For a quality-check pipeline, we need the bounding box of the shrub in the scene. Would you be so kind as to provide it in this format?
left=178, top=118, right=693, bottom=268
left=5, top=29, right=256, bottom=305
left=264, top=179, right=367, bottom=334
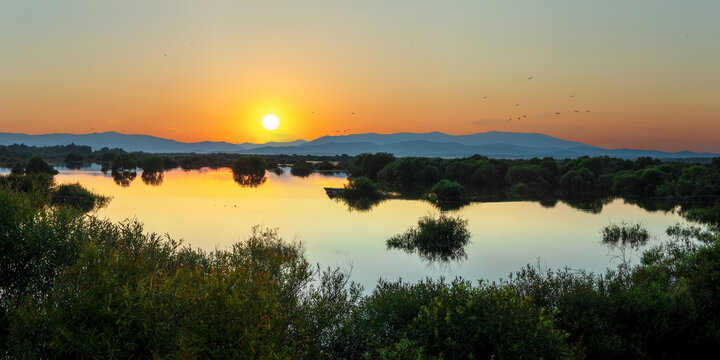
left=430, top=179, right=464, bottom=203
left=140, top=156, right=165, bottom=174
left=51, top=183, right=107, bottom=212
left=111, top=154, right=137, bottom=172
left=290, top=161, right=313, bottom=177
left=387, top=214, right=470, bottom=262
left=343, top=176, right=381, bottom=200
left=601, top=222, right=650, bottom=250
left=231, top=156, right=265, bottom=176
left=24, top=156, right=57, bottom=175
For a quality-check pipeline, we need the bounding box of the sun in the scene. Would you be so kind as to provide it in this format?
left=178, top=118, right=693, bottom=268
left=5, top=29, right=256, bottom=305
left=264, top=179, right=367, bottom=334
left=261, top=114, right=280, bottom=131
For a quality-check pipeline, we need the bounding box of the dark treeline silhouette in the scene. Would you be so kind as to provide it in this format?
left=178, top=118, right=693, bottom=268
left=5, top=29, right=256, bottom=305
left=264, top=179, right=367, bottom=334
left=2, top=171, right=720, bottom=358
left=346, top=153, right=720, bottom=224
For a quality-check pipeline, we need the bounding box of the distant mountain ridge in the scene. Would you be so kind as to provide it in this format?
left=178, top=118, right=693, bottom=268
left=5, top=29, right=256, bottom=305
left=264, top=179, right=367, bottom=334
left=0, top=131, right=716, bottom=159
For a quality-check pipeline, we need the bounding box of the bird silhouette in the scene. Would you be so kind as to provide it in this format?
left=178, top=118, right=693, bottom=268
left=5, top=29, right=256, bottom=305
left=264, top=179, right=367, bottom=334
left=522, top=115, right=527, bottom=118
left=555, top=112, right=561, bottom=115
left=528, top=76, right=534, bottom=80
left=570, top=94, right=575, bottom=98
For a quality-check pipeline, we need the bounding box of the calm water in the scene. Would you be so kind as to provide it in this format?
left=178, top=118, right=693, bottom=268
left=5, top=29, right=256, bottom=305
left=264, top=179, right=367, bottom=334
left=18, top=167, right=692, bottom=290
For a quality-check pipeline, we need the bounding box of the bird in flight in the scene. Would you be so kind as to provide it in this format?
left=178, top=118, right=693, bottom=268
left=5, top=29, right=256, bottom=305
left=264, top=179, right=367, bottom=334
left=555, top=112, right=561, bottom=115
left=522, top=115, right=527, bottom=118
left=528, top=76, right=534, bottom=80
left=570, top=94, right=575, bottom=98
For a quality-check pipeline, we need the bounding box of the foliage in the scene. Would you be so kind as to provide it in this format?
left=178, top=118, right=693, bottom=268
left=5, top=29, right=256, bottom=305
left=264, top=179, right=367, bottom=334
left=387, top=214, right=471, bottom=262
left=2, top=191, right=362, bottom=359
left=601, top=222, right=651, bottom=250
left=377, top=157, right=441, bottom=192
left=348, top=152, right=395, bottom=181
left=51, top=183, right=107, bottom=212
left=231, top=156, right=265, bottom=176
left=111, top=154, right=137, bottom=172
left=139, top=155, right=165, bottom=173
left=24, top=156, right=58, bottom=175
left=336, top=279, right=570, bottom=359
left=290, top=161, right=313, bottom=177
left=508, top=224, right=720, bottom=359
left=10, top=161, right=25, bottom=175
left=63, top=153, right=83, bottom=165
left=342, top=176, right=381, bottom=200
left=430, top=179, right=464, bottom=203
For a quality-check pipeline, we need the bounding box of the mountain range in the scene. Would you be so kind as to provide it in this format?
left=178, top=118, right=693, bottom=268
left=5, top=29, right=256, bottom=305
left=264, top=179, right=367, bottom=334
left=0, top=131, right=716, bottom=159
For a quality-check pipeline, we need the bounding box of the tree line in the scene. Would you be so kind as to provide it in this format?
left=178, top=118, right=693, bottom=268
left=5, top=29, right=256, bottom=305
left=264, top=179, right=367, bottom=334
left=345, top=153, right=720, bottom=224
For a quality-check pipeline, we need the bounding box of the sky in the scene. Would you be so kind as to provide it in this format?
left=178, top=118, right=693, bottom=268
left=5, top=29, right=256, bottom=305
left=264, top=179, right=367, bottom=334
left=1, top=1, right=719, bottom=152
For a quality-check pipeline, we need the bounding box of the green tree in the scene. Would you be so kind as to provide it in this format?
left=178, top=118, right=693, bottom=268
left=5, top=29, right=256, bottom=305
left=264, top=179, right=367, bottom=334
left=430, top=179, right=464, bottom=203
left=343, top=176, right=381, bottom=200
left=290, top=161, right=313, bottom=177
left=24, top=156, right=58, bottom=175
left=140, top=156, right=165, bottom=174
left=111, top=154, right=137, bottom=172
left=348, top=153, right=395, bottom=181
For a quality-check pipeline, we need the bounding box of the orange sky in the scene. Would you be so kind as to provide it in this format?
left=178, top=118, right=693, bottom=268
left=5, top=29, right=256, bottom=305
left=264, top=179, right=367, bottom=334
left=1, top=1, right=719, bottom=152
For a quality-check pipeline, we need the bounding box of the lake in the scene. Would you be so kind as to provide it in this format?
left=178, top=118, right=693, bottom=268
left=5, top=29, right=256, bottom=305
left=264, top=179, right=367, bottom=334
left=30, top=167, right=692, bottom=290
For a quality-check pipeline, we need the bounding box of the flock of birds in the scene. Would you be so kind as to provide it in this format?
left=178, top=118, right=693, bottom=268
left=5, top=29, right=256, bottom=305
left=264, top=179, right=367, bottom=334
left=491, top=75, right=592, bottom=122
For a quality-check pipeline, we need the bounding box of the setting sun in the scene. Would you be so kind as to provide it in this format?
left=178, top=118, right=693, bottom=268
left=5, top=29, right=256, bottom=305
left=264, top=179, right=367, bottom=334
left=261, top=114, right=280, bottom=131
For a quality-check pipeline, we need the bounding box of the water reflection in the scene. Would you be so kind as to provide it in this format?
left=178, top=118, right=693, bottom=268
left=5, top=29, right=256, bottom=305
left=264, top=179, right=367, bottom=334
left=112, top=171, right=136, bottom=187
left=233, top=173, right=267, bottom=187
left=336, top=197, right=385, bottom=213
left=141, top=172, right=164, bottom=186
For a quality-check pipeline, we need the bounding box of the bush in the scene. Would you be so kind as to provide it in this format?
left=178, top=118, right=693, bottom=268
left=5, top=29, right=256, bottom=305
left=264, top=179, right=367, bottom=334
left=231, top=156, right=265, bottom=176
left=387, top=214, right=471, bottom=262
left=343, top=176, right=381, bottom=200
left=348, top=153, right=395, bottom=181
left=64, top=153, right=83, bottom=163
left=51, top=183, right=107, bottom=212
left=10, top=161, right=25, bottom=175
left=140, top=156, right=165, bottom=174
left=601, top=222, right=650, bottom=250
left=290, top=161, right=313, bottom=177
left=430, top=179, right=464, bottom=203
left=339, top=279, right=570, bottom=359
left=24, top=156, right=57, bottom=175
left=111, top=154, right=137, bottom=172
